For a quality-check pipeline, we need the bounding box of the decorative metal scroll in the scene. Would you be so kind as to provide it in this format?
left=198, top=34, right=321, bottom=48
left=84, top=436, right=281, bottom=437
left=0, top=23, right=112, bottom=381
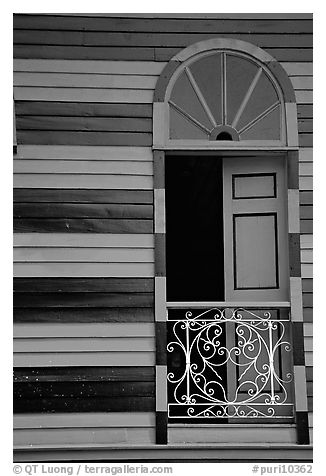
left=167, top=308, right=294, bottom=419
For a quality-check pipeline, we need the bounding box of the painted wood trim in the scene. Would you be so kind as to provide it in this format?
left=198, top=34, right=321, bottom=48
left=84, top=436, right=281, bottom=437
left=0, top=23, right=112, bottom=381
left=285, top=103, right=299, bottom=147
left=154, top=234, right=166, bottom=277
left=169, top=426, right=297, bottom=444
left=167, top=301, right=291, bottom=308
left=289, top=234, right=301, bottom=277
left=153, top=150, right=165, bottom=189
left=266, top=61, right=296, bottom=103
left=155, top=323, right=167, bottom=366
left=293, top=366, right=308, bottom=412
left=153, top=60, right=180, bottom=102
left=290, top=278, right=303, bottom=322
left=12, top=445, right=313, bottom=463
left=296, top=412, right=310, bottom=445
left=287, top=150, right=299, bottom=189
left=288, top=190, right=300, bottom=234
left=154, top=189, right=166, bottom=234
left=155, top=277, right=167, bottom=323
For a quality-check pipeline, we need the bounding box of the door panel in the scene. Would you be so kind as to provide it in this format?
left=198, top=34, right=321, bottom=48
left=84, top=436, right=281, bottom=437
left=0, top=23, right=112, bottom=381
left=223, top=156, right=289, bottom=301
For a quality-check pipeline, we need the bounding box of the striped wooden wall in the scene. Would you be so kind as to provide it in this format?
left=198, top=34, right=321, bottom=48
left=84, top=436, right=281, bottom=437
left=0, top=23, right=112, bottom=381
left=13, top=13, right=312, bottom=451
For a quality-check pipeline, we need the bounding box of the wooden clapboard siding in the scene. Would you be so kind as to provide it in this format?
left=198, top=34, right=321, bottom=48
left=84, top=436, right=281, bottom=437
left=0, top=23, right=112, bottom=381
left=14, top=145, right=153, bottom=161
left=14, top=175, right=153, bottom=189
left=168, top=426, right=296, bottom=444
left=13, top=323, right=155, bottom=367
left=14, top=412, right=156, bottom=446
left=13, top=277, right=154, bottom=322
left=14, top=367, right=155, bottom=413
left=14, top=188, right=153, bottom=233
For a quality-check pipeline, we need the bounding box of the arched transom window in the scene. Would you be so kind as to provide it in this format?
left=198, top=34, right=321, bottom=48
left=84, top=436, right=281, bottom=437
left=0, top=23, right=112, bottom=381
left=165, top=51, right=286, bottom=145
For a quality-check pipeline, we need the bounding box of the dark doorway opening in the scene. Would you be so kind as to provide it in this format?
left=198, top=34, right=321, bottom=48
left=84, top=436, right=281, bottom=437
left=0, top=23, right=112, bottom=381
left=165, top=156, right=225, bottom=302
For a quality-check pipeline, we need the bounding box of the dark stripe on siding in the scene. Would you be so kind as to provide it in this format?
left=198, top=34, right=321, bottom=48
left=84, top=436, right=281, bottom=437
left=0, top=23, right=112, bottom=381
left=153, top=150, right=165, bottom=189
left=298, top=119, right=313, bottom=133
left=154, top=233, right=166, bottom=277
left=17, top=116, right=152, bottom=133
left=299, top=134, right=313, bottom=148
left=14, top=189, right=153, bottom=204
left=155, top=322, right=167, bottom=366
left=14, top=308, right=154, bottom=323
left=14, top=366, right=155, bottom=382
left=306, top=366, right=313, bottom=382
left=14, top=278, right=154, bottom=322
left=13, top=45, right=313, bottom=62
left=300, top=220, right=313, bottom=234
left=14, top=292, right=154, bottom=308
left=155, top=411, right=168, bottom=445
left=287, top=150, right=299, bottom=189
left=13, top=16, right=313, bottom=34
left=14, top=203, right=153, bottom=219
left=14, top=366, right=155, bottom=413
left=299, top=191, right=313, bottom=206
left=14, top=277, right=154, bottom=293
left=15, top=101, right=153, bottom=118
left=17, top=131, right=152, bottom=146
left=14, top=396, right=155, bottom=413
left=302, top=279, right=312, bottom=293
left=14, top=218, right=153, bottom=233
left=300, top=206, right=313, bottom=220
left=295, top=411, right=310, bottom=445
left=303, top=308, right=312, bottom=322
left=297, top=105, right=313, bottom=119
left=13, top=31, right=314, bottom=47
left=292, top=323, right=305, bottom=365
left=289, top=233, right=301, bottom=277
left=303, top=293, right=313, bottom=308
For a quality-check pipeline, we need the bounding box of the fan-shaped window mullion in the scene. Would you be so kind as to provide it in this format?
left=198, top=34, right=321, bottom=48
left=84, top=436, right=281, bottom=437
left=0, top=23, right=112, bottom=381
left=168, top=51, right=283, bottom=142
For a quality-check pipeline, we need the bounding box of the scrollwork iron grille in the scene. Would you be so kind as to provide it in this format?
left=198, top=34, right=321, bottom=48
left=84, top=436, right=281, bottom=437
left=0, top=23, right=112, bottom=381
left=167, top=308, right=294, bottom=420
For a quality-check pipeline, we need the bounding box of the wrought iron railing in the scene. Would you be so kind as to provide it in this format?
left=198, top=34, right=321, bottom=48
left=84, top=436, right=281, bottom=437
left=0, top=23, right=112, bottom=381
left=167, top=306, right=294, bottom=420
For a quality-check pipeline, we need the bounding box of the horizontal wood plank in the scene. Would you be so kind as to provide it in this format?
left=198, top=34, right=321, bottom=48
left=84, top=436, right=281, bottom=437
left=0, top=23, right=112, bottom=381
left=13, top=308, right=154, bottom=323
left=13, top=352, right=155, bottom=367
left=14, top=292, right=154, bottom=308
left=14, top=203, right=153, bottom=218
left=14, top=160, right=153, bottom=175
left=13, top=322, right=155, bottom=338
left=15, top=101, right=153, bottom=118
left=14, top=189, right=153, bottom=203
left=300, top=234, right=313, bottom=248
left=17, top=131, right=152, bottom=146
left=13, top=277, right=154, bottom=293
left=14, top=262, right=154, bottom=277
left=16, top=117, right=152, bottom=133
left=13, top=16, right=313, bottom=33
left=14, top=218, right=153, bottom=233
left=14, top=412, right=155, bottom=428
left=14, top=73, right=158, bottom=89
left=13, top=233, right=154, bottom=247
left=13, top=31, right=313, bottom=48
left=13, top=366, right=155, bottom=382
left=14, top=427, right=155, bottom=444
left=14, top=337, right=155, bottom=352
left=14, top=87, right=154, bottom=103
left=14, top=175, right=153, bottom=189
left=15, top=145, right=153, bottom=161
left=14, top=248, right=154, bottom=263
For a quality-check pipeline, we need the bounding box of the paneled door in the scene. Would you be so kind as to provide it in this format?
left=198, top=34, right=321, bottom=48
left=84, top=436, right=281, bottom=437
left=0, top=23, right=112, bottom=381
left=223, top=156, right=289, bottom=302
